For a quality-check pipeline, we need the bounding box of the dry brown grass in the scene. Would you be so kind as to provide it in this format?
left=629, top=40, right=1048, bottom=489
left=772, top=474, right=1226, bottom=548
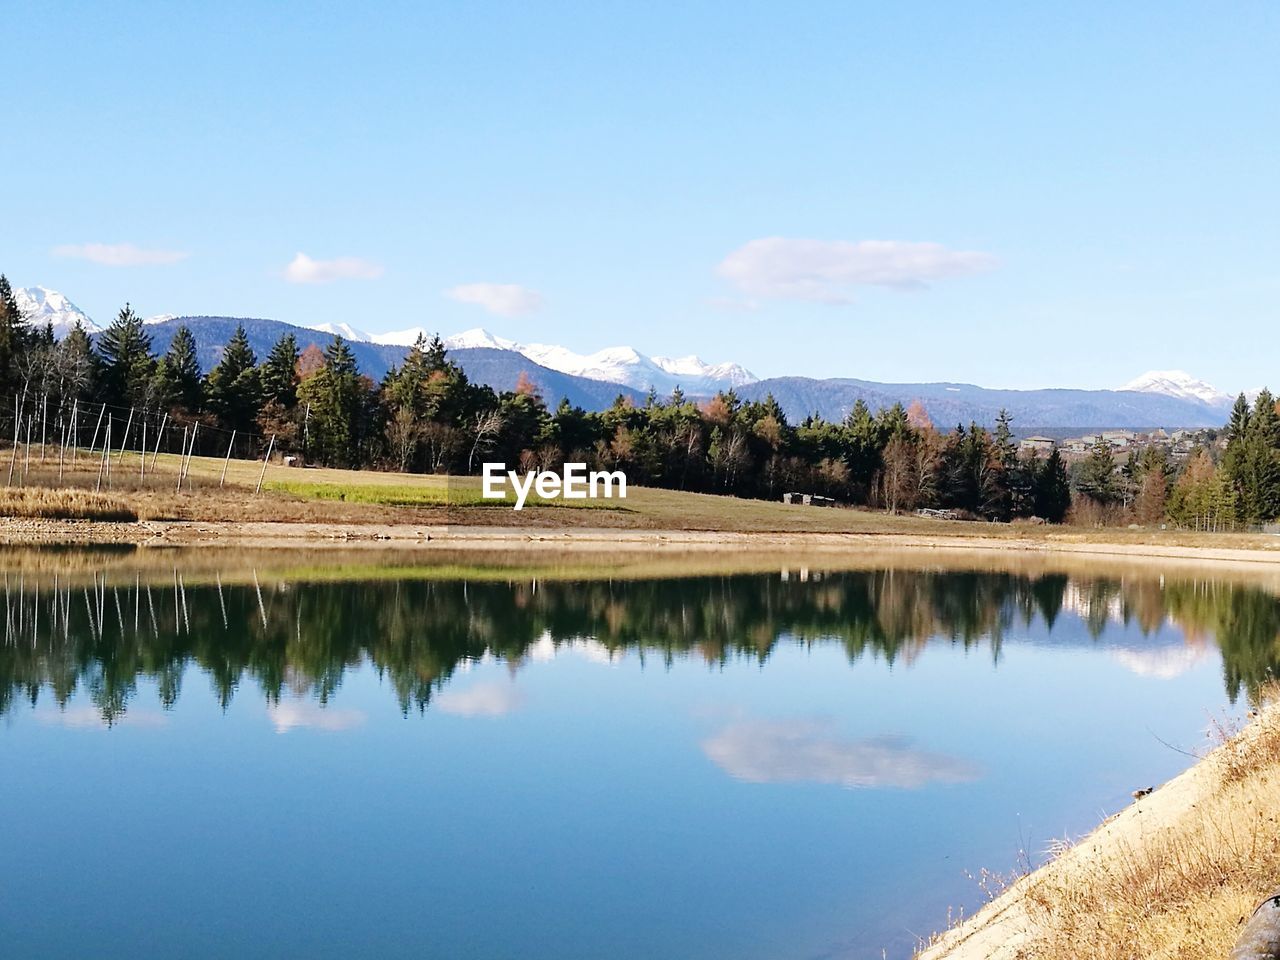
left=930, top=701, right=1280, bottom=960
left=0, top=487, right=138, bottom=522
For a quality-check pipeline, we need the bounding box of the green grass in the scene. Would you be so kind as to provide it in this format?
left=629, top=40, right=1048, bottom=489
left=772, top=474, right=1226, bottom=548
left=264, top=478, right=628, bottom=510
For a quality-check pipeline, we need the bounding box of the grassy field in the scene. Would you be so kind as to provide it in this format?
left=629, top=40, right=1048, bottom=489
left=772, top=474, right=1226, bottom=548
left=5, top=442, right=1280, bottom=552
left=0, top=442, right=964, bottom=532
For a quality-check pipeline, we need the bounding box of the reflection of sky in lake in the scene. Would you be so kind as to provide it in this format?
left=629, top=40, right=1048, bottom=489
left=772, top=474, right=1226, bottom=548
left=0, top=571, right=1254, bottom=960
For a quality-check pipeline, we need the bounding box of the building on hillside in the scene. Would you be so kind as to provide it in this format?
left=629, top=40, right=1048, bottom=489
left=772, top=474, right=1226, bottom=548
left=1019, top=436, right=1056, bottom=454
left=1101, top=430, right=1135, bottom=449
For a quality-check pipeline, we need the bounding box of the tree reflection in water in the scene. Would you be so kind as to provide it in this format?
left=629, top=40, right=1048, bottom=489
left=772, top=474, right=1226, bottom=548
left=1, top=567, right=1277, bottom=724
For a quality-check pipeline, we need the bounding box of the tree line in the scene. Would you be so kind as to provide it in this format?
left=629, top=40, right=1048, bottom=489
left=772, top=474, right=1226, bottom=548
left=0, top=276, right=1076, bottom=519
left=2, top=273, right=1273, bottom=529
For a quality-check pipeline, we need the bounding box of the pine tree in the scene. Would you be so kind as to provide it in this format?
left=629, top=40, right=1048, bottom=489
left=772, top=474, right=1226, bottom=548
left=991, top=408, right=1021, bottom=518
left=0, top=275, right=29, bottom=396
left=97, top=304, right=155, bottom=406
left=260, top=333, right=300, bottom=408
left=1227, top=393, right=1252, bottom=443
left=1033, top=448, right=1071, bottom=522
left=296, top=336, right=365, bottom=466
left=1076, top=438, right=1118, bottom=505
left=206, top=324, right=260, bottom=431
left=153, top=326, right=203, bottom=412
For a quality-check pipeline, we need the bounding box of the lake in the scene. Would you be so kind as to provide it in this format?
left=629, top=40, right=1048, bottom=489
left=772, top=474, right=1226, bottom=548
left=2, top=548, right=1277, bottom=959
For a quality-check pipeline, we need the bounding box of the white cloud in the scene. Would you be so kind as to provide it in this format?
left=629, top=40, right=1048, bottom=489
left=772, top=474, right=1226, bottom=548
left=446, top=282, right=544, bottom=317
left=702, top=717, right=980, bottom=789
left=52, top=242, right=189, bottom=267
left=717, top=237, right=998, bottom=304
left=284, top=252, right=384, bottom=284
left=267, top=700, right=367, bottom=734
left=436, top=681, right=526, bottom=717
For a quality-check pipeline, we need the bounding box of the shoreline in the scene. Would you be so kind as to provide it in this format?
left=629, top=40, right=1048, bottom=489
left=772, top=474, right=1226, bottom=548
left=5, top=517, right=1280, bottom=568
left=916, top=703, right=1280, bottom=959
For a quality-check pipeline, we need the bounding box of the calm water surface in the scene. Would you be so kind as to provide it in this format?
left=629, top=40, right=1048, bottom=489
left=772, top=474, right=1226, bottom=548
left=3, top=553, right=1278, bottom=959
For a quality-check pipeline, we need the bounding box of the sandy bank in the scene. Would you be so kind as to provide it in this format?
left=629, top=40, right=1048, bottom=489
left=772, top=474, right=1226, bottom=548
left=4, top=517, right=1280, bottom=569
left=917, top=704, right=1280, bottom=959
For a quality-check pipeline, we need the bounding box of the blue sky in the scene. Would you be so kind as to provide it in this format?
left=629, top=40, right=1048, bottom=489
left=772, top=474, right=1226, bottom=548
left=6, top=1, right=1278, bottom=390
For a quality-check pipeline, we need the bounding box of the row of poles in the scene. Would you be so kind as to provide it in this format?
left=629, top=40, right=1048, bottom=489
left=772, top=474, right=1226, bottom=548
left=4, top=392, right=277, bottom=494
left=1, top=569, right=271, bottom=648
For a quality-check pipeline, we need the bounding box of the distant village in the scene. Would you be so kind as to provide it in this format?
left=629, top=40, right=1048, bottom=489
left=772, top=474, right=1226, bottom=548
left=1018, top=427, right=1221, bottom=462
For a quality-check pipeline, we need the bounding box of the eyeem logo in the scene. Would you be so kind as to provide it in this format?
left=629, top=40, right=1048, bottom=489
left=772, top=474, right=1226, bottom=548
left=481, top=462, right=627, bottom=511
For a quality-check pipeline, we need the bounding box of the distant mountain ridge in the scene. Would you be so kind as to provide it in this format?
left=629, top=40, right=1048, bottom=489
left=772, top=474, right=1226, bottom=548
left=14, top=286, right=1236, bottom=430
left=138, top=316, right=646, bottom=412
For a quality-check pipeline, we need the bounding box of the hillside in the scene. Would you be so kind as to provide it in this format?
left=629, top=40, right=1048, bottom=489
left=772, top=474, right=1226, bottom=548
left=739, top=376, right=1227, bottom=430
left=141, top=317, right=644, bottom=410
left=127, top=316, right=1227, bottom=429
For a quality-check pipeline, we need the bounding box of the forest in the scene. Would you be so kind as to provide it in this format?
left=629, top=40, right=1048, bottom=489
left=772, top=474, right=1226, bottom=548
left=2, top=275, right=1276, bottom=529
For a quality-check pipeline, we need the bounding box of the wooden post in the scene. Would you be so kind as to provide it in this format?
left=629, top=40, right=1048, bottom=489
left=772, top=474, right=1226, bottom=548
left=176, top=427, right=188, bottom=492
left=150, top=412, right=168, bottom=470
left=57, top=412, right=66, bottom=482
left=69, top=400, right=78, bottom=466
left=140, top=418, right=147, bottom=482
left=23, top=416, right=32, bottom=478
left=116, top=407, right=135, bottom=462
left=96, top=419, right=111, bottom=493
left=88, top=402, right=106, bottom=457
left=220, top=430, right=236, bottom=487
left=181, top=422, right=199, bottom=490
left=7, top=411, right=20, bottom=486
left=255, top=435, right=276, bottom=495
left=39, top=394, right=47, bottom=463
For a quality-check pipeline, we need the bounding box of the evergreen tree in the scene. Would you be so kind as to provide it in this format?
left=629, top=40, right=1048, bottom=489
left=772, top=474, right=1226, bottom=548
left=260, top=333, right=300, bottom=408
left=97, top=304, right=155, bottom=406
left=991, top=408, right=1022, bottom=518
left=153, top=326, right=203, bottom=412
left=296, top=336, right=365, bottom=466
left=1227, top=393, right=1252, bottom=442
left=0, top=274, right=29, bottom=397
left=1076, top=438, right=1118, bottom=504
left=206, top=323, right=260, bottom=431
left=1033, top=448, right=1071, bottom=522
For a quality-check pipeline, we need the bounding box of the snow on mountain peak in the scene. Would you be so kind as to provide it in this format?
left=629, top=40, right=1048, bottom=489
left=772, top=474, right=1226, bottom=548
left=437, top=329, right=755, bottom=393
left=442, top=328, right=519, bottom=351
left=307, top=321, right=371, bottom=342
left=13, top=286, right=99, bottom=334
left=1120, top=370, right=1233, bottom=408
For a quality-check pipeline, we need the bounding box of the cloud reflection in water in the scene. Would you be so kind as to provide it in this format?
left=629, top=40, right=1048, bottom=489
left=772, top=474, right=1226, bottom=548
left=702, top=718, right=980, bottom=789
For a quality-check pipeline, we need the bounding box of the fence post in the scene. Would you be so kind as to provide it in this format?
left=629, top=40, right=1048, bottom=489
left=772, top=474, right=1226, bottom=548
left=7, top=410, right=20, bottom=486
left=96, top=419, right=111, bottom=493
left=116, top=407, right=135, bottom=461
left=88, top=402, right=106, bottom=457
left=181, top=422, right=199, bottom=490
left=220, top=430, right=236, bottom=487
left=176, top=427, right=188, bottom=492
left=255, top=435, right=276, bottom=495
left=39, top=394, right=47, bottom=463
left=150, top=413, right=168, bottom=470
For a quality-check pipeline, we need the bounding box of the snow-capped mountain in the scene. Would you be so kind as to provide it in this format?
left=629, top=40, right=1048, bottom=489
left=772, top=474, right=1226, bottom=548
left=13, top=286, right=99, bottom=335
left=307, top=321, right=371, bottom=342
left=1120, top=370, right=1234, bottom=408
left=441, top=328, right=757, bottom=394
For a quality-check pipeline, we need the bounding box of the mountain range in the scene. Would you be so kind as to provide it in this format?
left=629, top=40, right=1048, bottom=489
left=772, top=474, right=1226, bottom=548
left=12, top=286, right=1240, bottom=430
